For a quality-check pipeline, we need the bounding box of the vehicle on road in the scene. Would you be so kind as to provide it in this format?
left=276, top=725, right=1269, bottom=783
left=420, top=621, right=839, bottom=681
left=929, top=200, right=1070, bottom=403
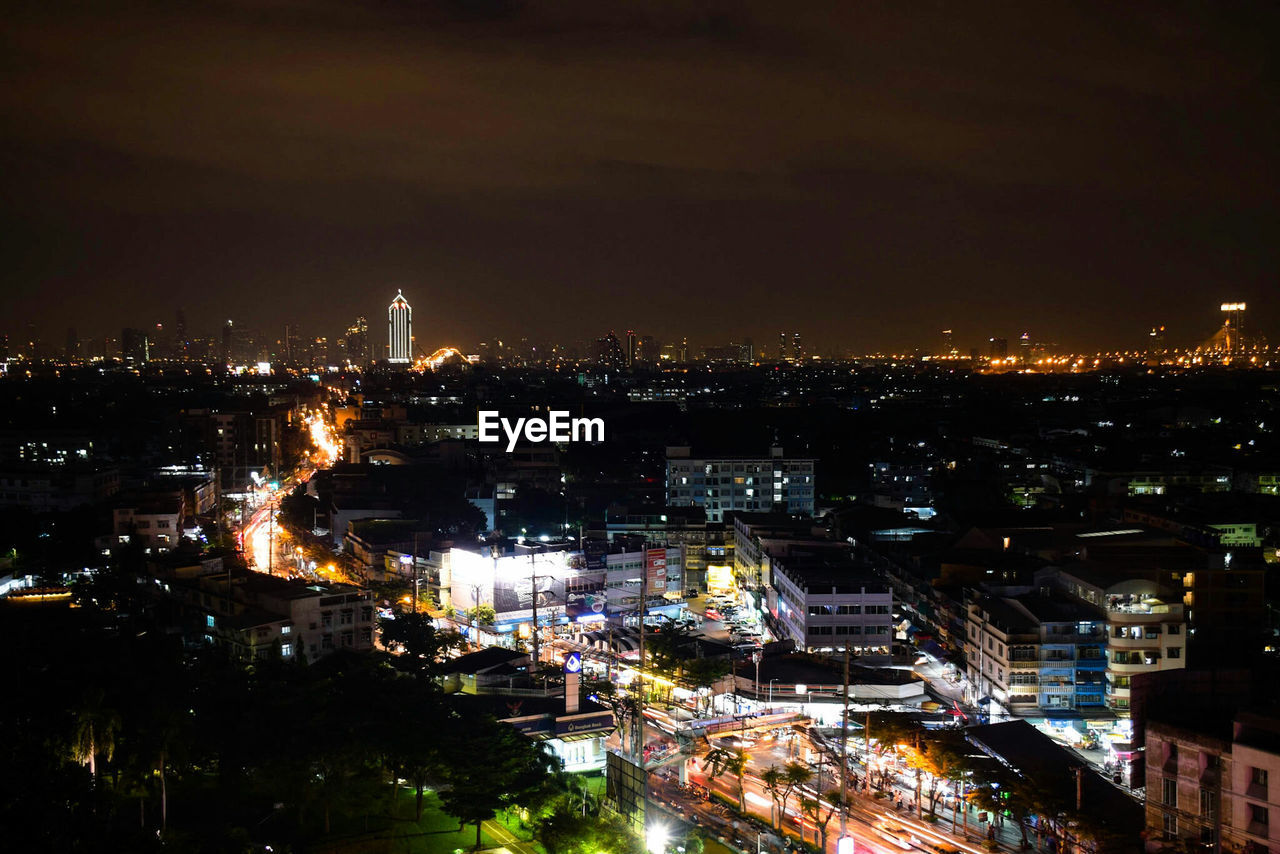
left=873, top=819, right=920, bottom=850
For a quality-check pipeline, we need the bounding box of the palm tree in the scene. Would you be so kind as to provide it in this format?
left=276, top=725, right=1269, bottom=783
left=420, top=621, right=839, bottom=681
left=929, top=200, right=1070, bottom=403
left=71, top=689, right=121, bottom=783
left=703, top=747, right=748, bottom=812
left=761, top=766, right=786, bottom=830
left=779, top=761, right=813, bottom=834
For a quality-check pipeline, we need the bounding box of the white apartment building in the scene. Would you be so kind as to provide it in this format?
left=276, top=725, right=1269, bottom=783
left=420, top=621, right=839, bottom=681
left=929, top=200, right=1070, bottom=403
left=666, top=446, right=815, bottom=522
left=769, top=554, right=892, bottom=660
left=1044, top=567, right=1188, bottom=717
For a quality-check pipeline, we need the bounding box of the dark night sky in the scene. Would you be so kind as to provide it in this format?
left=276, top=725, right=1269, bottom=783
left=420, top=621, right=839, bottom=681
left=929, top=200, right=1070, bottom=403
left=2, top=0, right=1277, bottom=353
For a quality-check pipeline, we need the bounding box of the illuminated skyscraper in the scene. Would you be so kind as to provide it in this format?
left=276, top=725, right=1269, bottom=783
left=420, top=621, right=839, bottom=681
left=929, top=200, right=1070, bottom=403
left=625, top=330, right=638, bottom=367
left=345, top=316, right=369, bottom=363
left=388, top=290, right=412, bottom=363
left=942, top=329, right=955, bottom=356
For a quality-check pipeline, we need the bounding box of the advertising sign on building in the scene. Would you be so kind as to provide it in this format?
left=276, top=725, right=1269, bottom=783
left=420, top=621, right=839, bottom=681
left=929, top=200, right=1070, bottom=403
left=646, top=548, right=667, bottom=591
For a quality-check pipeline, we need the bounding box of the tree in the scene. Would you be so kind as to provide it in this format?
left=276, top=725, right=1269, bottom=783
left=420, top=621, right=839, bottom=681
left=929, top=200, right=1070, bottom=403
left=472, top=602, right=497, bottom=626
left=761, top=766, right=786, bottom=830
left=378, top=611, right=462, bottom=679
left=535, top=798, right=644, bottom=854
left=779, top=761, right=814, bottom=833
left=901, top=731, right=970, bottom=819
left=436, top=718, right=558, bottom=849
left=683, top=657, right=732, bottom=712
left=703, top=747, right=748, bottom=812
left=807, top=789, right=852, bottom=853
left=71, top=689, right=121, bottom=783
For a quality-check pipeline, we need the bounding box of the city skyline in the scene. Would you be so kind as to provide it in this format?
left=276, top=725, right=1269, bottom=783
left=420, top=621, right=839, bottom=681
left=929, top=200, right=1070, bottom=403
left=2, top=294, right=1267, bottom=362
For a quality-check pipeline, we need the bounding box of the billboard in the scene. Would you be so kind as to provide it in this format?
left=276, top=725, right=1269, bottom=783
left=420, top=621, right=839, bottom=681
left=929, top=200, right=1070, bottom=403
left=449, top=548, right=571, bottom=620
left=565, top=591, right=608, bottom=621
left=645, top=548, right=667, bottom=592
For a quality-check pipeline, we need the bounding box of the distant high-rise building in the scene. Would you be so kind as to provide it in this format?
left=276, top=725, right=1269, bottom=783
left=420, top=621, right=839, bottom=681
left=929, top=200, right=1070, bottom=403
left=594, top=332, right=626, bottom=370
left=625, top=330, right=638, bottom=367
left=942, top=329, right=955, bottom=356
left=221, top=320, right=233, bottom=364
left=345, top=317, right=369, bottom=363
left=388, top=290, right=412, bottom=363
left=152, top=323, right=172, bottom=360
left=175, top=309, right=188, bottom=358
left=65, top=327, right=79, bottom=360
left=24, top=324, right=42, bottom=361
left=640, top=335, right=657, bottom=364
left=1149, top=325, right=1166, bottom=352
left=679, top=337, right=689, bottom=363
left=792, top=332, right=804, bottom=362
left=121, top=328, right=149, bottom=363
left=988, top=337, right=1008, bottom=359
left=1206, top=303, right=1248, bottom=355
left=1019, top=332, right=1031, bottom=361
left=777, top=331, right=787, bottom=362
left=284, top=324, right=302, bottom=362
left=311, top=337, right=328, bottom=367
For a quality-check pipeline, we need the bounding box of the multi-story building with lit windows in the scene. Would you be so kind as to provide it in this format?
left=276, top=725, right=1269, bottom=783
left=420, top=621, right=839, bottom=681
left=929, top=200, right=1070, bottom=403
left=965, top=591, right=1107, bottom=718
left=388, top=290, right=412, bottom=363
left=665, top=446, right=815, bottom=523
left=768, top=552, right=892, bottom=661
left=1042, top=565, right=1188, bottom=718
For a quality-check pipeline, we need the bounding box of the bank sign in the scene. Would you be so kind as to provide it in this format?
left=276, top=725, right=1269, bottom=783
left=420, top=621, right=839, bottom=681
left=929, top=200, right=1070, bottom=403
left=477, top=410, right=605, bottom=452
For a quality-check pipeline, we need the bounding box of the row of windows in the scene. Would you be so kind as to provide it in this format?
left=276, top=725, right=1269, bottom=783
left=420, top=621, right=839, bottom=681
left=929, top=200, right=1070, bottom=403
left=808, top=625, right=890, bottom=636
left=1114, top=624, right=1179, bottom=638
left=806, top=604, right=891, bottom=616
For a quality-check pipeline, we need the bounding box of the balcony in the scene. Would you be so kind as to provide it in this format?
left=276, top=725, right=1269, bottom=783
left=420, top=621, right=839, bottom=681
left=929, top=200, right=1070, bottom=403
left=1109, top=659, right=1159, bottom=675
left=1110, top=633, right=1161, bottom=649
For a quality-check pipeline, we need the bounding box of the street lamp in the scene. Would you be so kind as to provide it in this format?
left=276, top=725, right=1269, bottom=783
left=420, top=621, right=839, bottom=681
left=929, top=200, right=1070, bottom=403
left=768, top=678, right=779, bottom=707
left=646, top=822, right=669, bottom=854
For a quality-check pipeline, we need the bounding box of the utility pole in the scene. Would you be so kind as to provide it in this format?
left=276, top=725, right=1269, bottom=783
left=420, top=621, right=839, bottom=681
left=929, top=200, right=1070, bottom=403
left=214, top=466, right=223, bottom=543
left=839, top=643, right=850, bottom=838
left=411, top=532, right=420, bottom=614
left=632, top=563, right=648, bottom=761
left=267, top=498, right=274, bottom=576
left=530, top=549, right=540, bottom=671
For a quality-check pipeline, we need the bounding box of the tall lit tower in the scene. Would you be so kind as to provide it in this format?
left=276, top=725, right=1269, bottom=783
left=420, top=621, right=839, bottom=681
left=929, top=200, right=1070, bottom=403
left=1220, top=302, right=1246, bottom=354
left=388, top=290, right=412, bottom=363
left=942, top=329, right=955, bottom=357
left=625, top=330, right=638, bottom=367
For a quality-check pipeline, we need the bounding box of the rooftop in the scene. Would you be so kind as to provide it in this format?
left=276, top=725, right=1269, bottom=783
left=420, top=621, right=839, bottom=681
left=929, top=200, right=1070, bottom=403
left=438, top=646, right=530, bottom=675
left=772, top=556, right=888, bottom=594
